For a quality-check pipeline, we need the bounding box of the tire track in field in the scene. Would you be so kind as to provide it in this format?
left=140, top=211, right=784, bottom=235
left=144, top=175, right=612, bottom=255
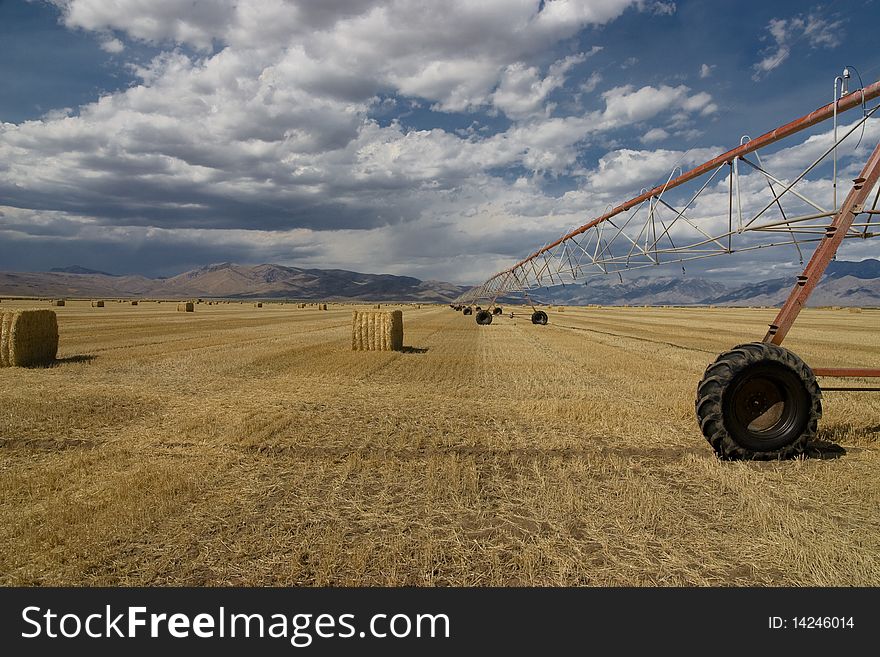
left=550, top=322, right=717, bottom=355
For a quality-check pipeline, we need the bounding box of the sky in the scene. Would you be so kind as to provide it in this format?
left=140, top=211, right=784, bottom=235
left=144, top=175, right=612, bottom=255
left=1, top=0, right=879, bottom=284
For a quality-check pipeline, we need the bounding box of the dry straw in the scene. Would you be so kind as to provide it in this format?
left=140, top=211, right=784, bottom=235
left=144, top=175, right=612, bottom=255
left=178, top=302, right=194, bottom=312
left=0, top=309, right=58, bottom=367
left=351, top=310, right=403, bottom=352
left=91, top=300, right=104, bottom=308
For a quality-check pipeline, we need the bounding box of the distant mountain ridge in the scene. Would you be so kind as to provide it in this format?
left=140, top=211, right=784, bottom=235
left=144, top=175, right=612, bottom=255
left=0, top=262, right=468, bottom=302
left=49, top=265, right=118, bottom=276
left=2, top=259, right=879, bottom=305
left=508, top=258, right=880, bottom=307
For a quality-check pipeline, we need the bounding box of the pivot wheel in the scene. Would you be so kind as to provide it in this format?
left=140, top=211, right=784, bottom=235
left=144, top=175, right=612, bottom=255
left=475, top=309, right=493, bottom=325
left=462, top=306, right=473, bottom=315
left=531, top=310, right=548, bottom=325
left=492, top=307, right=503, bottom=315
left=695, top=342, right=821, bottom=460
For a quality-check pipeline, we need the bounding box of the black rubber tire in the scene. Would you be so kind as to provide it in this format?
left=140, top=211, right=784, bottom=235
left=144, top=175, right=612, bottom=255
left=462, top=307, right=473, bottom=315
left=493, top=307, right=503, bottom=315
left=531, top=310, right=548, bottom=325
left=695, top=342, right=822, bottom=460
left=475, top=309, right=493, bottom=325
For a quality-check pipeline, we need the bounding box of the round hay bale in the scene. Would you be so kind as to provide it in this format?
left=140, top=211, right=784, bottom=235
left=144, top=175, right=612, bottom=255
left=131, top=300, right=139, bottom=306
left=351, top=310, right=403, bottom=351
left=254, top=302, right=263, bottom=308
left=51, top=299, right=66, bottom=307
left=177, top=302, right=194, bottom=312
left=91, top=300, right=104, bottom=308
left=0, top=309, right=59, bottom=367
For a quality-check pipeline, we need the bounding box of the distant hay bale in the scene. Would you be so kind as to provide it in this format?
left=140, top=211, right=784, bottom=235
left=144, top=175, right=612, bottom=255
left=254, top=302, right=263, bottom=308
left=0, top=309, right=59, bottom=367
left=178, top=302, right=194, bottom=312
left=91, top=300, right=104, bottom=308
left=352, top=310, right=403, bottom=351
left=849, top=307, right=862, bottom=313
left=321, top=303, right=328, bottom=311
left=51, top=299, right=65, bottom=307
left=131, top=300, right=139, bottom=306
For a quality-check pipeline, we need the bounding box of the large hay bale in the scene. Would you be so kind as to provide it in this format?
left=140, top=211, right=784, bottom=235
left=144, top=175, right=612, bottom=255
left=254, top=302, right=263, bottom=308
left=321, top=303, right=328, bottom=311
left=178, top=302, right=194, bottom=312
left=351, top=310, right=403, bottom=351
left=91, top=300, right=104, bottom=308
left=131, top=300, right=139, bottom=306
left=0, top=309, right=59, bottom=367
left=51, top=299, right=65, bottom=307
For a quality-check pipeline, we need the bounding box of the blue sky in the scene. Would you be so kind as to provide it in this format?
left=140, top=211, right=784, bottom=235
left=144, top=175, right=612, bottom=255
left=1, top=0, right=879, bottom=283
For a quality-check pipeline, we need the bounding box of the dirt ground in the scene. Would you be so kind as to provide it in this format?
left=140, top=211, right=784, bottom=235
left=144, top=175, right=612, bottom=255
left=1, top=299, right=878, bottom=585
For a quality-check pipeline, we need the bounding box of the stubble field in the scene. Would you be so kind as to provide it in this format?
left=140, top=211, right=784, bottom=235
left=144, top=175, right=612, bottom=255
left=1, top=299, right=878, bottom=586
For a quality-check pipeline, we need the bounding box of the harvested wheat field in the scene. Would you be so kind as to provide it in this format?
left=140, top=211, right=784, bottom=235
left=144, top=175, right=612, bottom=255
left=0, top=299, right=878, bottom=586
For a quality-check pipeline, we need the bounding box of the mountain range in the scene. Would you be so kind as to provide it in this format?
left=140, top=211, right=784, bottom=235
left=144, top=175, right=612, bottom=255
left=501, top=258, right=880, bottom=307
left=0, top=262, right=467, bottom=302
left=0, top=259, right=878, bottom=306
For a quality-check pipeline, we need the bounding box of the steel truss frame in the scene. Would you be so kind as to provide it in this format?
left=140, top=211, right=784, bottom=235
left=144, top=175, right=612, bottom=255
left=455, top=81, right=880, bottom=380
left=458, top=83, right=880, bottom=306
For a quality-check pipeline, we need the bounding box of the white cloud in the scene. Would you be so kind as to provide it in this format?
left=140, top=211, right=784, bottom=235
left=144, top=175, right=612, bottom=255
left=99, top=36, right=124, bottom=53
left=752, top=12, right=844, bottom=80
left=51, top=0, right=237, bottom=51
left=579, top=71, right=603, bottom=94
left=640, top=1, right=676, bottom=16
left=599, top=84, right=713, bottom=128
left=580, top=146, right=719, bottom=196
left=641, top=128, right=669, bottom=143
left=491, top=52, right=587, bottom=119
left=47, top=0, right=636, bottom=113
left=699, top=63, right=714, bottom=78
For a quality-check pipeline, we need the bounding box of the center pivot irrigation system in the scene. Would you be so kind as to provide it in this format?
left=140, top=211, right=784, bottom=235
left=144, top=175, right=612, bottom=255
left=452, top=72, right=880, bottom=460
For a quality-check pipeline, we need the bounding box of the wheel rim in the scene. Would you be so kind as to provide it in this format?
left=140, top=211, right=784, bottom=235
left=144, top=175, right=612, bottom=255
left=722, top=363, right=809, bottom=450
